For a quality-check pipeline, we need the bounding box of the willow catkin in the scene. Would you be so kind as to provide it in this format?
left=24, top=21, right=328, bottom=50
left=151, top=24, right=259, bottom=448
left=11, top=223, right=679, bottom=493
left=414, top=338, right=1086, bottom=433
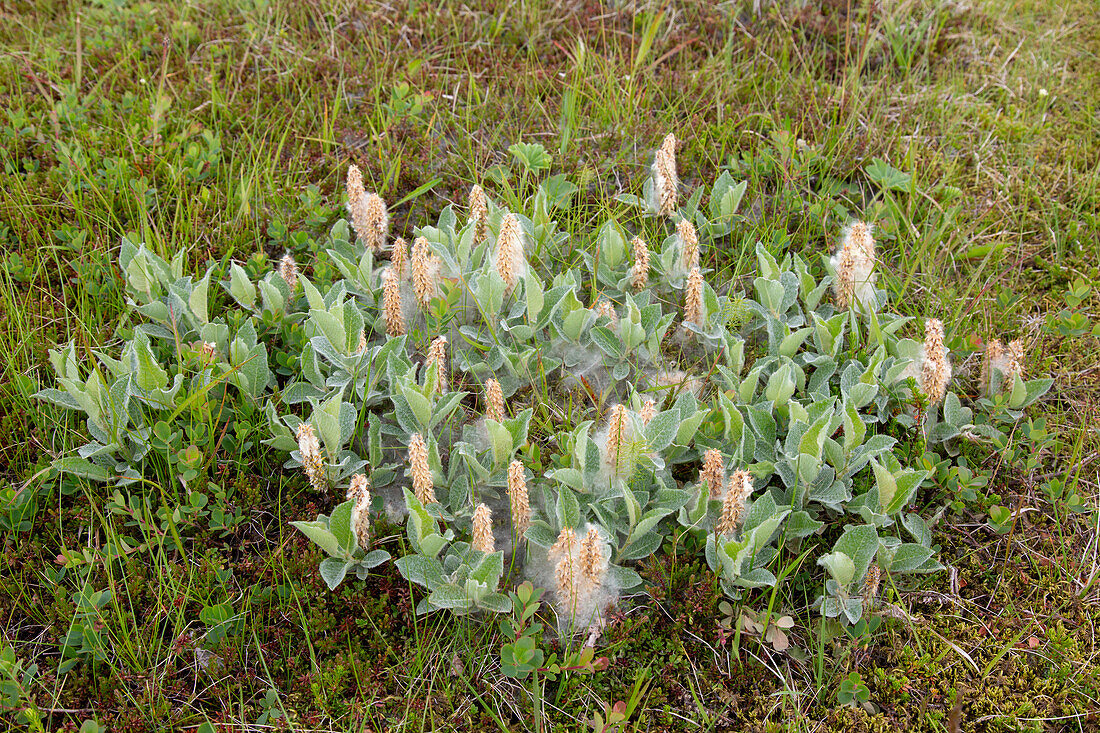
left=831, top=221, right=876, bottom=309
left=716, top=470, right=753, bottom=535
left=508, top=460, right=531, bottom=537
left=595, top=299, right=617, bottom=327
left=683, top=267, right=704, bottom=327
left=296, top=423, right=326, bottom=493
left=919, top=318, right=951, bottom=405
left=347, top=165, right=388, bottom=251
left=347, top=473, right=371, bottom=550
left=652, top=133, right=678, bottom=216
left=469, top=184, right=488, bottom=244
left=472, top=503, right=494, bottom=554
left=426, top=336, right=448, bottom=393
left=861, top=563, right=882, bottom=608
left=495, top=213, right=523, bottom=292
left=485, top=379, right=505, bottom=422
left=701, top=449, right=724, bottom=499
left=382, top=270, right=406, bottom=337
left=357, top=328, right=367, bottom=354
left=391, top=237, right=408, bottom=279
left=552, top=528, right=579, bottom=609
left=579, top=527, right=606, bottom=584
left=411, top=236, right=436, bottom=308
left=408, top=433, right=436, bottom=505
left=980, top=339, right=1004, bottom=397
left=279, top=253, right=298, bottom=290
left=638, top=399, right=656, bottom=425
left=630, top=236, right=650, bottom=291
left=604, top=404, right=630, bottom=470
left=678, top=219, right=699, bottom=272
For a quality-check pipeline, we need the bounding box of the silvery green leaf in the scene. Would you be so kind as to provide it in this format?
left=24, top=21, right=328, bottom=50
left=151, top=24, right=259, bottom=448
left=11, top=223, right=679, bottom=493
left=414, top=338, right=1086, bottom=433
left=290, top=520, right=342, bottom=559
left=785, top=510, right=824, bottom=539
left=55, top=456, right=111, bottom=482
left=902, top=512, right=932, bottom=547
left=430, top=585, right=474, bottom=611
left=486, top=419, right=513, bottom=468
left=190, top=270, right=211, bottom=322
left=227, top=263, right=256, bottom=308
left=395, top=554, right=444, bottom=588
left=830, top=524, right=879, bottom=588
left=818, top=550, right=855, bottom=587
left=754, top=277, right=785, bottom=315
left=525, top=522, right=558, bottom=549
left=318, top=558, right=351, bottom=590
left=619, top=530, right=661, bottom=561
left=329, top=499, right=355, bottom=556
left=845, top=382, right=877, bottom=409
left=478, top=592, right=512, bottom=614
left=885, top=543, right=936, bottom=573
left=765, top=362, right=796, bottom=406
left=401, top=383, right=432, bottom=430
left=590, top=325, right=621, bottom=358
left=870, top=459, right=897, bottom=513
left=755, top=242, right=782, bottom=281
left=361, top=549, right=390, bottom=569
left=556, top=486, right=581, bottom=529
left=299, top=275, right=324, bottom=311
left=470, top=551, right=504, bottom=586
left=645, top=410, right=678, bottom=452
left=779, top=327, right=813, bottom=358
left=673, top=410, right=707, bottom=447
left=744, top=403, right=776, bottom=447
left=131, top=333, right=168, bottom=392
left=548, top=468, right=584, bottom=491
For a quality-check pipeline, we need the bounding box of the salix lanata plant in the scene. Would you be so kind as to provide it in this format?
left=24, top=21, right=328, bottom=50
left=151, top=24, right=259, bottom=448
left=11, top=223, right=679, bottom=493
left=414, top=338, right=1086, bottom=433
left=36, top=135, right=1054, bottom=636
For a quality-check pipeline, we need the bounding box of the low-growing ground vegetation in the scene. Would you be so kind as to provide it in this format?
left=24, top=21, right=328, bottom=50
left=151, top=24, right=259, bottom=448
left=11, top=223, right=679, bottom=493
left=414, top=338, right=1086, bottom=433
left=1, top=1, right=1099, bottom=731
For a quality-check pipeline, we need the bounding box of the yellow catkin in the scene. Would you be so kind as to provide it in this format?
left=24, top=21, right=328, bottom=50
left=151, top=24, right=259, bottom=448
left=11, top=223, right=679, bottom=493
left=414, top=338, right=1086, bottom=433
left=638, top=399, right=656, bottom=425
left=716, top=470, right=753, bottom=535
left=469, top=184, right=488, bottom=244
left=832, top=221, right=876, bottom=309
left=595, top=299, right=617, bottom=327
left=579, top=527, right=605, bottom=584
left=604, top=404, right=630, bottom=469
left=382, top=270, right=406, bottom=337
left=508, top=460, right=531, bottom=537
left=496, top=213, right=522, bottom=292
left=391, top=237, right=408, bottom=279
left=833, top=239, right=858, bottom=309
left=980, top=339, right=1004, bottom=397
left=426, top=336, right=448, bottom=393
left=296, top=423, right=326, bottom=493
left=408, top=433, right=436, bottom=505
left=848, top=221, right=875, bottom=259
left=919, top=318, right=951, bottom=405
left=347, top=473, right=371, bottom=550
left=363, top=193, right=389, bottom=252
left=472, top=503, right=494, bottom=554
left=411, top=236, right=436, bottom=308
left=630, top=237, right=650, bottom=291
left=653, top=133, right=678, bottom=216
left=678, top=219, right=699, bottom=272
left=701, top=449, right=725, bottom=499
left=279, top=253, right=298, bottom=290
left=862, top=563, right=881, bottom=608
left=346, top=164, right=380, bottom=248
left=485, top=379, right=505, bottom=422
left=684, top=267, right=704, bottom=327
left=1005, top=339, right=1025, bottom=385
left=552, top=527, right=579, bottom=609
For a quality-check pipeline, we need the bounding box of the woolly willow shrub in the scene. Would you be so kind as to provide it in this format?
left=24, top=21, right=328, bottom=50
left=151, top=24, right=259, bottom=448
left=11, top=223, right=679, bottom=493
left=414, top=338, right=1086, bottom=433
left=36, top=139, right=1053, bottom=633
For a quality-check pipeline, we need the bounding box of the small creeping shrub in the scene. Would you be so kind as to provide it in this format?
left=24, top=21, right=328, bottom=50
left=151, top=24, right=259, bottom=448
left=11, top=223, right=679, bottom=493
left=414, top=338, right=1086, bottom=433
left=36, top=138, right=1051, bottom=638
